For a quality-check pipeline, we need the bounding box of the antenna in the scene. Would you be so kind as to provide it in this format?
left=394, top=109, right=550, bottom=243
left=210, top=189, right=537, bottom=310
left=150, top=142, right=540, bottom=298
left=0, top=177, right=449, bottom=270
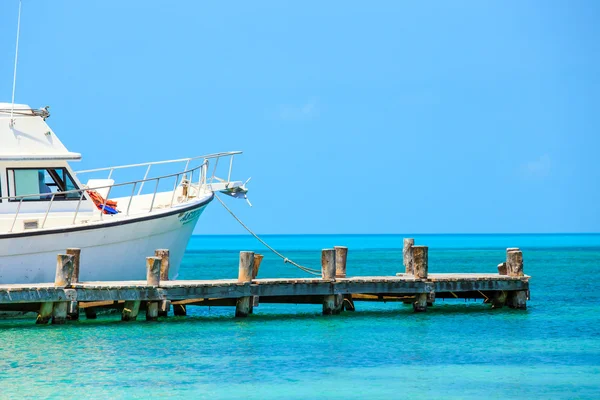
left=9, top=0, right=23, bottom=128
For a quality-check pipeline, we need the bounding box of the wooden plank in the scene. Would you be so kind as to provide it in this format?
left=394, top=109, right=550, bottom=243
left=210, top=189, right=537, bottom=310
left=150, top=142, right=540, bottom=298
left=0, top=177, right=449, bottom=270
left=78, top=300, right=119, bottom=309
left=433, top=279, right=529, bottom=293
left=351, top=294, right=416, bottom=302
left=171, top=298, right=238, bottom=306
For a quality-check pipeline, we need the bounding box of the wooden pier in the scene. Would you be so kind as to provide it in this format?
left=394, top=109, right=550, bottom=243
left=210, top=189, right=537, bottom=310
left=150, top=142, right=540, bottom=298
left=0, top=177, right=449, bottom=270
left=0, top=239, right=530, bottom=325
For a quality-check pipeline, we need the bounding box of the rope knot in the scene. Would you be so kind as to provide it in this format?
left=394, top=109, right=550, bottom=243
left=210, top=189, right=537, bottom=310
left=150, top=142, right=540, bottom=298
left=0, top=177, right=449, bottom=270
left=283, top=258, right=289, bottom=264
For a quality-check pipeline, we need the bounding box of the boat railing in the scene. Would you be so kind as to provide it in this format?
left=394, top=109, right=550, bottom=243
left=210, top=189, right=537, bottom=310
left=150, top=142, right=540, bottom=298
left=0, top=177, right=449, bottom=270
left=1, top=152, right=241, bottom=233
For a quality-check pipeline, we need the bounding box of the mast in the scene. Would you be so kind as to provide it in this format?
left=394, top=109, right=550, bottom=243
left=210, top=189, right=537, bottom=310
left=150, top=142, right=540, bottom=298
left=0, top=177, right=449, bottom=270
left=9, top=0, right=23, bottom=128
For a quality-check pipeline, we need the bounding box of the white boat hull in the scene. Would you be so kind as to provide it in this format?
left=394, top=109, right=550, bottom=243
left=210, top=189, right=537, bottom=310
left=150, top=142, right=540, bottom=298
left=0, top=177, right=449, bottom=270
left=0, top=199, right=210, bottom=284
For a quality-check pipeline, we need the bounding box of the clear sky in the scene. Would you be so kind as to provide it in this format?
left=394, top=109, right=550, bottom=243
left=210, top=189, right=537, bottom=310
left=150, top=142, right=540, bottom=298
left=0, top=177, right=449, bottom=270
left=1, top=1, right=598, bottom=234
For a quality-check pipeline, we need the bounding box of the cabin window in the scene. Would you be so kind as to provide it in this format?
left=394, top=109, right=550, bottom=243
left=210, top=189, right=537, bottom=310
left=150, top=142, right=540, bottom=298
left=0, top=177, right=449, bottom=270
left=7, top=168, right=80, bottom=201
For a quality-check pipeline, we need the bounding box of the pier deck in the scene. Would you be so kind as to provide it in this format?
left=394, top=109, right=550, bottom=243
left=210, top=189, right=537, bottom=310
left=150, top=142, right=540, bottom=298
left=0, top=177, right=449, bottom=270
left=0, top=240, right=530, bottom=324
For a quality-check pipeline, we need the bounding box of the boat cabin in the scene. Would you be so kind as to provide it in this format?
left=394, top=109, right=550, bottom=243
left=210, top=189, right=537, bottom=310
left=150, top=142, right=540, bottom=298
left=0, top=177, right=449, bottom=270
left=0, top=103, right=95, bottom=232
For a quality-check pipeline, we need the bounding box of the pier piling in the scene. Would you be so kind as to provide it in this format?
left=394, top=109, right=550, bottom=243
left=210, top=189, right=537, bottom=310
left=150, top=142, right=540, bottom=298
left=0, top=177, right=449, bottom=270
left=36, top=302, right=53, bottom=325
left=49, top=254, right=75, bottom=324
left=145, top=256, right=162, bottom=321
left=146, top=256, right=161, bottom=287
left=412, top=246, right=429, bottom=312
left=253, top=254, right=264, bottom=279
left=66, top=248, right=81, bottom=320
left=155, top=249, right=170, bottom=317
left=335, top=246, right=348, bottom=278
left=506, top=248, right=527, bottom=309
left=122, top=301, right=141, bottom=321
left=403, top=238, right=415, bottom=274
left=235, top=251, right=254, bottom=317
left=321, top=249, right=342, bottom=315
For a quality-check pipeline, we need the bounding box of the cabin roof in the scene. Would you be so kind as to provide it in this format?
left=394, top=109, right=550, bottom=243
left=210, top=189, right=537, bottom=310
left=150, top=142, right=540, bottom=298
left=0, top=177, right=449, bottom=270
left=0, top=103, right=81, bottom=161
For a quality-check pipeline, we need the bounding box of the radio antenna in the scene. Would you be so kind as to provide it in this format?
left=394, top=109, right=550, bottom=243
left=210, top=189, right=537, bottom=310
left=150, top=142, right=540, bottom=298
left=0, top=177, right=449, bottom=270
left=9, top=0, right=23, bottom=128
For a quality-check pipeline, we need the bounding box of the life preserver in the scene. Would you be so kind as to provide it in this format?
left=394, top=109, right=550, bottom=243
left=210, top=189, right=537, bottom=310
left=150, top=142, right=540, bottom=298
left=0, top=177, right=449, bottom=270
left=87, top=190, right=119, bottom=214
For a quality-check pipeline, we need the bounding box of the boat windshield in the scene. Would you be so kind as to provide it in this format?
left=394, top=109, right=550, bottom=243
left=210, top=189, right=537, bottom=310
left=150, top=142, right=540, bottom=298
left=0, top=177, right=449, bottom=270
left=7, top=168, right=80, bottom=201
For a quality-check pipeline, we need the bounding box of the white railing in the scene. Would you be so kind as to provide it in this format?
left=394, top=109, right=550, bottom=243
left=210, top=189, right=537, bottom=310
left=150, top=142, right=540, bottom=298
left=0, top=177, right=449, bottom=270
left=1, top=151, right=241, bottom=233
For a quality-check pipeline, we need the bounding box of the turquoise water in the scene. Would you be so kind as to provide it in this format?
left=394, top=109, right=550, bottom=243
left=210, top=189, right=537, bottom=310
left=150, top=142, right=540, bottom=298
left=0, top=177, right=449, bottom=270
left=1, top=234, right=599, bottom=399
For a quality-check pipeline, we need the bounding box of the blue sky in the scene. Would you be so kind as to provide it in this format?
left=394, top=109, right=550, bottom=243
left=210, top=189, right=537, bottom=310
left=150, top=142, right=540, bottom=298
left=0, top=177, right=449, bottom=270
left=1, top=1, right=598, bottom=234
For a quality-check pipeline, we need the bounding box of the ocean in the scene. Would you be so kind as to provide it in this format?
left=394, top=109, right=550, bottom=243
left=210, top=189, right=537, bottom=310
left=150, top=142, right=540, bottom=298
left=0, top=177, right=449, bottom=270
left=1, top=234, right=599, bottom=399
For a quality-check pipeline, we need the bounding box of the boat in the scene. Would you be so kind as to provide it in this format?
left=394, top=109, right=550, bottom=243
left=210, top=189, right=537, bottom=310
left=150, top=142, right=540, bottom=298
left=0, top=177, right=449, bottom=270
left=0, top=103, right=248, bottom=283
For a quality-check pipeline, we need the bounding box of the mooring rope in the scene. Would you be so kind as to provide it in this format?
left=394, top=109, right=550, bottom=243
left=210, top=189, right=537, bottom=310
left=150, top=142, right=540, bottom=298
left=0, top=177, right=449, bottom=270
left=215, top=194, right=322, bottom=276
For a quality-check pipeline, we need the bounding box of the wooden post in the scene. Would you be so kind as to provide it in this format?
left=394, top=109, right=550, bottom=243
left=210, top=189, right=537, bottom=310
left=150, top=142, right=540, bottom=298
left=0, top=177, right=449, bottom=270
left=50, top=254, right=75, bottom=324
left=252, top=253, right=264, bottom=279
left=506, top=248, right=527, bottom=309
left=52, top=302, right=68, bottom=325
left=491, top=291, right=507, bottom=309
left=403, top=238, right=414, bottom=274
left=36, top=302, right=53, bottom=324
left=146, top=256, right=161, bottom=286
left=321, top=248, right=336, bottom=280
left=321, top=249, right=342, bottom=315
left=235, top=251, right=254, bottom=317
left=155, top=249, right=170, bottom=317
left=412, top=246, right=428, bottom=279
left=507, top=291, right=527, bottom=309
left=66, top=248, right=81, bottom=320
left=413, top=293, right=428, bottom=313
left=249, top=253, right=263, bottom=314
left=66, top=248, right=81, bottom=284
left=55, top=254, right=75, bottom=287
left=122, top=301, right=141, bottom=321
left=412, top=246, right=428, bottom=312
left=145, top=256, right=161, bottom=320
left=146, top=301, right=159, bottom=321
left=497, top=262, right=507, bottom=275
left=334, top=246, right=348, bottom=278
left=506, top=249, right=523, bottom=277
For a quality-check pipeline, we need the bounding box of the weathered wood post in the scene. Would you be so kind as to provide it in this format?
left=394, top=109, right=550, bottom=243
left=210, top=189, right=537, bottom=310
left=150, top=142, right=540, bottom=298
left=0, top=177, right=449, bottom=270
left=50, top=254, right=75, bottom=324
left=497, top=263, right=507, bottom=275
left=412, top=245, right=428, bottom=312
left=146, top=256, right=161, bottom=286
left=334, top=246, right=348, bottom=278
left=249, top=254, right=264, bottom=314
left=235, top=251, right=254, bottom=318
left=66, top=248, right=81, bottom=320
left=403, top=238, right=414, bottom=274
left=506, top=248, right=523, bottom=277
left=491, top=291, right=507, bottom=309
left=252, top=254, right=264, bottom=279
left=36, top=303, right=53, bottom=325
left=506, top=248, right=527, bottom=309
left=122, top=257, right=160, bottom=322
left=122, top=301, right=141, bottom=321
left=322, top=249, right=342, bottom=315
left=155, top=249, right=171, bottom=317
left=334, top=246, right=352, bottom=310
left=146, top=256, right=161, bottom=321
